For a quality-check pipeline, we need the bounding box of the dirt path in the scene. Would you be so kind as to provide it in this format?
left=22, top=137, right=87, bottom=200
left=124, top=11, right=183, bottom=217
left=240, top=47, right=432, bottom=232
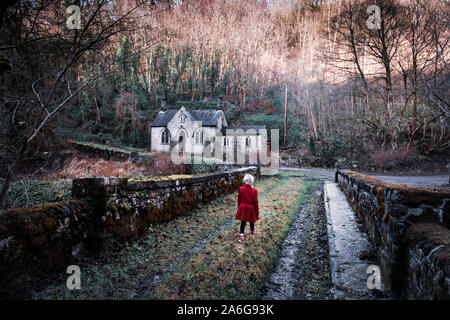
left=131, top=179, right=282, bottom=299
left=262, top=181, right=332, bottom=300
left=371, top=174, right=449, bottom=188
left=261, top=185, right=313, bottom=300
left=31, top=176, right=292, bottom=299
left=280, top=167, right=334, bottom=181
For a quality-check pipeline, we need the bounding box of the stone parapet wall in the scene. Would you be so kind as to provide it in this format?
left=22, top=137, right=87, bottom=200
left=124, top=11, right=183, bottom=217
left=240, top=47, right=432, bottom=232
left=72, top=167, right=258, bottom=250
left=280, top=155, right=322, bottom=168
left=336, top=170, right=450, bottom=298
left=0, top=200, right=93, bottom=296
left=68, top=139, right=152, bottom=164
left=403, top=223, right=450, bottom=300
left=0, top=167, right=257, bottom=297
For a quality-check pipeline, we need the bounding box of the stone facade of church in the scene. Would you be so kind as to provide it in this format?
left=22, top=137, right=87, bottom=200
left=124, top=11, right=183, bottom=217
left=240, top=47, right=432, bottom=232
left=150, top=106, right=267, bottom=160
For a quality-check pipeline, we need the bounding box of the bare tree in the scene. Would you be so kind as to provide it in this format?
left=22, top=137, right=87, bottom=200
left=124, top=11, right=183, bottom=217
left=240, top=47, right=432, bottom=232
left=0, top=0, right=164, bottom=208
left=329, top=0, right=410, bottom=146
left=328, top=1, right=380, bottom=129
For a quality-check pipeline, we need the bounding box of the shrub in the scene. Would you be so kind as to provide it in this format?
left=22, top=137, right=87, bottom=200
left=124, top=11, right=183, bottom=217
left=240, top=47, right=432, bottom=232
left=152, top=152, right=189, bottom=175
left=190, top=157, right=221, bottom=174
left=0, top=180, right=71, bottom=210
left=367, top=145, right=416, bottom=170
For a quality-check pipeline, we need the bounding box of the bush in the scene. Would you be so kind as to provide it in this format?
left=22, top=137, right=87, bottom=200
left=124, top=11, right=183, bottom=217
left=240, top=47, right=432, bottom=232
left=190, top=157, right=222, bottom=174
left=0, top=180, right=71, bottom=210
left=366, top=144, right=416, bottom=170
left=307, top=138, right=344, bottom=167
left=152, top=152, right=189, bottom=175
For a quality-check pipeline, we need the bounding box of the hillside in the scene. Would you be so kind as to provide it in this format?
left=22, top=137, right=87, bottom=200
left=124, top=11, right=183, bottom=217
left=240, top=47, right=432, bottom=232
left=0, top=0, right=448, bottom=207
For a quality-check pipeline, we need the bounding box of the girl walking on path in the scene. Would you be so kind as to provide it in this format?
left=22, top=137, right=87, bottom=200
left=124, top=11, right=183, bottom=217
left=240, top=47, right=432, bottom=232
left=235, top=174, right=259, bottom=243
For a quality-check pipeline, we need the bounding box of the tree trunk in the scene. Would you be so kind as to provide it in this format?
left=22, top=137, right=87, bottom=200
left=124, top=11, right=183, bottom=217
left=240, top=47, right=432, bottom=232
left=93, top=95, right=101, bottom=125
left=0, top=139, right=28, bottom=209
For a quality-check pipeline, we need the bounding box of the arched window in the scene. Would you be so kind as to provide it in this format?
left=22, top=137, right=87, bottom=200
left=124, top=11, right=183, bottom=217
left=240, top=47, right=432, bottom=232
left=177, top=131, right=186, bottom=154
left=161, top=129, right=170, bottom=144
left=245, top=136, right=251, bottom=147
left=177, top=130, right=186, bottom=144
left=195, top=129, right=204, bottom=144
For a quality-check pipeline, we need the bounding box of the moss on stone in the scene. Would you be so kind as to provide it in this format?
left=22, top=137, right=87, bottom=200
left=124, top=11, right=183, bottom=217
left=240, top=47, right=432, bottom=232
left=128, top=174, right=193, bottom=183
left=105, top=200, right=118, bottom=214
left=404, top=222, right=450, bottom=268
left=343, top=170, right=450, bottom=207
left=0, top=199, right=93, bottom=298
left=119, top=200, right=132, bottom=214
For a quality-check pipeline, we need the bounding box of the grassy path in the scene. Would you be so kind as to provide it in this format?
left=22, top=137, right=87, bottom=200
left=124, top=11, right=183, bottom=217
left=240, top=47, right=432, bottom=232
left=32, top=176, right=289, bottom=299
left=291, top=183, right=332, bottom=299
left=131, top=176, right=286, bottom=298
left=150, top=178, right=314, bottom=299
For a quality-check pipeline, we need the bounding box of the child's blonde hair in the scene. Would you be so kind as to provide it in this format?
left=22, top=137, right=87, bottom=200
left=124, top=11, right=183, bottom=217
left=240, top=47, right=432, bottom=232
left=243, top=173, right=254, bottom=186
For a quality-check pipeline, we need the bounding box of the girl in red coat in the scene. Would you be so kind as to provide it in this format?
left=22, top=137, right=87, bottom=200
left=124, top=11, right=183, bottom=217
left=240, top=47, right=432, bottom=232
left=235, top=173, right=259, bottom=243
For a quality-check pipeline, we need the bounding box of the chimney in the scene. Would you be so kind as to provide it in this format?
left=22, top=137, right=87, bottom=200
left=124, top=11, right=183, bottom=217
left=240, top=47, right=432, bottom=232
left=160, top=98, right=167, bottom=112
left=217, top=95, right=224, bottom=109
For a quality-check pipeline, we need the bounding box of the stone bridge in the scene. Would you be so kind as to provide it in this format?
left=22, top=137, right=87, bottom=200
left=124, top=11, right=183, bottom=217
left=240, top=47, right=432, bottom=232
left=0, top=165, right=448, bottom=300
left=280, top=167, right=449, bottom=299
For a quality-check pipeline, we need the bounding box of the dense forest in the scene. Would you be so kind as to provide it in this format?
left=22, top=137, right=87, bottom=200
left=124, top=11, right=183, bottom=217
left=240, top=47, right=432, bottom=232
left=0, top=0, right=448, bottom=207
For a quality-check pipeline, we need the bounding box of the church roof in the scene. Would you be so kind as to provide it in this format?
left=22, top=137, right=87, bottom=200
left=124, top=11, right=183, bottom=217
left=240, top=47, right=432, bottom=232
left=150, top=107, right=223, bottom=127
left=150, top=110, right=178, bottom=127
left=188, top=108, right=223, bottom=126
left=221, top=125, right=267, bottom=135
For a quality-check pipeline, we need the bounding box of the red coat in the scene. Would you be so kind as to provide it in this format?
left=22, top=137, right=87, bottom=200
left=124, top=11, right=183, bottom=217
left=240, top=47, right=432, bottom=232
left=235, top=184, right=259, bottom=223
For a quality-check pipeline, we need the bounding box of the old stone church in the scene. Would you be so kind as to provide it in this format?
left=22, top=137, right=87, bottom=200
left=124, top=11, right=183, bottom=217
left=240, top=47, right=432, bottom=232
left=150, top=106, right=267, bottom=159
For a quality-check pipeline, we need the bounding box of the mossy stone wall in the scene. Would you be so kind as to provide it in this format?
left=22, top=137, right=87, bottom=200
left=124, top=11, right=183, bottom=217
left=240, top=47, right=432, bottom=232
left=0, top=167, right=257, bottom=297
left=68, top=140, right=152, bottom=164
left=72, top=167, right=258, bottom=252
left=336, top=170, right=450, bottom=298
left=403, top=223, right=450, bottom=300
left=0, top=200, right=93, bottom=297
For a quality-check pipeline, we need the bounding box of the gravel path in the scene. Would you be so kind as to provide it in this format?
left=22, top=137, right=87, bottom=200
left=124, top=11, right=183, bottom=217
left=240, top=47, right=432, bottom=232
left=324, top=181, right=389, bottom=300
left=371, top=174, right=449, bottom=188
left=261, top=184, right=318, bottom=300
left=280, top=167, right=334, bottom=181
left=281, top=167, right=449, bottom=188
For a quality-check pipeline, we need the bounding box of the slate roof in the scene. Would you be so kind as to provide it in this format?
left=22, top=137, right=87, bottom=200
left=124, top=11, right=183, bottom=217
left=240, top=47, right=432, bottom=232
left=150, top=108, right=223, bottom=127
left=188, top=108, right=223, bottom=127
left=149, top=108, right=266, bottom=134
left=221, top=125, right=267, bottom=135
left=150, top=110, right=178, bottom=127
